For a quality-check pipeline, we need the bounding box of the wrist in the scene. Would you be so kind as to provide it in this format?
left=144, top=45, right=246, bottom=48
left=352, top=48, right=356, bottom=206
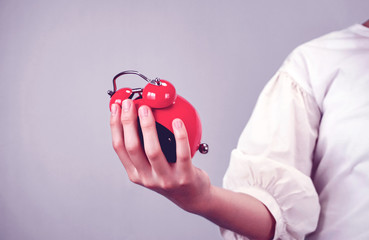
left=188, top=184, right=218, bottom=216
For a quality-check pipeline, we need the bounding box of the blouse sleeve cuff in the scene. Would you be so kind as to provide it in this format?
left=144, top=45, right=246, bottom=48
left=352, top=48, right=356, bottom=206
left=221, top=149, right=320, bottom=240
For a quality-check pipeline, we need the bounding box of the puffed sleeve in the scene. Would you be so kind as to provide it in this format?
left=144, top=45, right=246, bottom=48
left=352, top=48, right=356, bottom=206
left=221, top=69, right=321, bottom=239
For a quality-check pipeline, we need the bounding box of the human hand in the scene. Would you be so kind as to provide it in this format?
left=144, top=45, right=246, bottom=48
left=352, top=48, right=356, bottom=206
left=110, top=99, right=275, bottom=239
left=110, top=99, right=212, bottom=214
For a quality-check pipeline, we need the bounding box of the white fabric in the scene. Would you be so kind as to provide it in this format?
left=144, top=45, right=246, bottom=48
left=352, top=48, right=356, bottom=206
left=221, top=24, right=369, bottom=239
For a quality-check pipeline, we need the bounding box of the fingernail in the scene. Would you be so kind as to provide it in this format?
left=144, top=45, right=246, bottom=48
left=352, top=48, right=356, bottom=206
left=173, top=119, right=182, bottom=129
left=122, top=100, right=131, bottom=112
left=111, top=104, right=117, bottom=115
left=139, top=106, right=148, bottom=117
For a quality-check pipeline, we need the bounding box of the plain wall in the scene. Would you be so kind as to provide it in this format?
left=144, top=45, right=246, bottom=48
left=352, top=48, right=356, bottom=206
left=0, top=1, right=368, bottom=239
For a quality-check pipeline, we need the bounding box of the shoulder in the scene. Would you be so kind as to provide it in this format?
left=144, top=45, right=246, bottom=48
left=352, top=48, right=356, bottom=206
left=278, top=24, right=365, bottom=100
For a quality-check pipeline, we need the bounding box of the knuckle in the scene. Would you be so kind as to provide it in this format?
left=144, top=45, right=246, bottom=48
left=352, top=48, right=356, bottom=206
left=110, top=116, right=120, bottom=127
left=160, top=180, right=176, bottom=191
left=176, top=152, right=189, bottom=162
left=145, top=148, right=162, bottom=161
left=175, top=131, right=188, bottom=141
left=128, top=174, right=140, bottom=185
left=125, top=142, right=141, bottom=156
left=176, top=148, right=191, bottom=162
left=141, top=177, right=156, bottom=189
left=139, top=115, right=155, bottom=130
left=139, top=121, right=155, bottom=132
left=128, top=170, right=143, bottom=185
left=121, top=115, right=134, bottom=125
left=178, top=177, right=191, bottom=187
left=112, top=139, right=124, bottom=151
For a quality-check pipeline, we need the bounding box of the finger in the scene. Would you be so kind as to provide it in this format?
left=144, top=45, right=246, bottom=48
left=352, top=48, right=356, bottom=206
left=138, top=105, right=170, bottom=175
left=121, top=99, right=151, bottom=173
left=110, top=103, right=136, bottom=174
left=172, top=118, right=192, bottom=170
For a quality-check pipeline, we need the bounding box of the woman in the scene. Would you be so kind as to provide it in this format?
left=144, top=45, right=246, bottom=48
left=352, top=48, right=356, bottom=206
left=109, top=20, right=369, bottom=239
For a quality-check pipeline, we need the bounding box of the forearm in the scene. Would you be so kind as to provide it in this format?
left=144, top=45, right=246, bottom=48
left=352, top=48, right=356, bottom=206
left=196, top=185, right=275, bottom=240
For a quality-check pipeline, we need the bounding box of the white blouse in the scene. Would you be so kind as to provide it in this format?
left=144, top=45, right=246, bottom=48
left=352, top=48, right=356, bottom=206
left=221, top=24, right=369, bottom=240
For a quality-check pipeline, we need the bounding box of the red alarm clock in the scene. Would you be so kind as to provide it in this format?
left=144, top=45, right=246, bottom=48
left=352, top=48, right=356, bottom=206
left=108, top=70, right=208, bottom=163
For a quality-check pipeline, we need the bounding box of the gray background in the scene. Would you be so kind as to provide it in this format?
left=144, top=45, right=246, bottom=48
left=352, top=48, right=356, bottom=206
left=0, top=0, right=367, bottom=239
